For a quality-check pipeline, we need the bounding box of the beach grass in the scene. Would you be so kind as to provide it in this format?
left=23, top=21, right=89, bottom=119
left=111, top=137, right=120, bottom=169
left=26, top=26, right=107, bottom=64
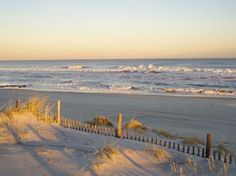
left=124, top=118, right=147, bottom=131
left=92, top=140, right=121, bottom=168
left=145, top=145, right=171, bottom=161
left=85, top=115, right=113, bottom=127
left=215, top=143, right=235, bottom=157
left=98, top=144, right=120, bottom=160
left=4, top=96, right=54, bottom=123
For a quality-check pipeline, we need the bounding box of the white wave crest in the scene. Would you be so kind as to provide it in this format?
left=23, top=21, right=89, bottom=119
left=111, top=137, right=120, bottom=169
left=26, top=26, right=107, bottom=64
left=110, top=85, right=139, bottom=91
left=1, top=64, right=236, bottom=74
left=117, top=65, right=236, bottom=74
left=161, top=88, right=236, bottom=96
left=64, top=65, right=85, bottom=70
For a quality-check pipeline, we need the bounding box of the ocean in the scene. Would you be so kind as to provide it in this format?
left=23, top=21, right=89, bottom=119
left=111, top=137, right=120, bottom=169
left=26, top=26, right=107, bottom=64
left=0, top=59, right=236, bottom=97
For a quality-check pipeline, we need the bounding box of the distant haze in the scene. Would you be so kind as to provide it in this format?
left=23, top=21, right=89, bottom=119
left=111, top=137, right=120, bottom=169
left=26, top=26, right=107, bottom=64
left=0, top=0, right=236, bottom=60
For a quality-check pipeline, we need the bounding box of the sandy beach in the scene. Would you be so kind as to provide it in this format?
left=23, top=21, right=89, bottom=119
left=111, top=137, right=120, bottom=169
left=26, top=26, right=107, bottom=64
left=0, top=89, right=236, bottom=154
left=0, top=94, right=236, bottom=176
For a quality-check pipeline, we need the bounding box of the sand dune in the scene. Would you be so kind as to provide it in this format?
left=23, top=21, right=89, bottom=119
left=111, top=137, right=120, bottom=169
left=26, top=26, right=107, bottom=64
left=0, top=109, right=235, bottom=176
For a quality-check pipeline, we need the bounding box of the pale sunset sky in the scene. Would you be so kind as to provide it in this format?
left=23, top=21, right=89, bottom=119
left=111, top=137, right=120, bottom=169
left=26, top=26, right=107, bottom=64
left=0, top=0, right=236, bottom=60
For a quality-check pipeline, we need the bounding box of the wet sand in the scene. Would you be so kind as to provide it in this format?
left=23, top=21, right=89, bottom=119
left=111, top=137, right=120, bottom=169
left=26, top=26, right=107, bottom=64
left=0, top=88, right=236, bottom=152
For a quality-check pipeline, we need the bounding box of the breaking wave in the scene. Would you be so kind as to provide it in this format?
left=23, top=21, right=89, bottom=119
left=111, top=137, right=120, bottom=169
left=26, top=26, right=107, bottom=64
left=161, top=88, right=236, bottom=96
left=1, top=64, right=236, bottom=75
left=1, top=60, right=236, bottom=97
left=110, top=85, right=140, bottom=91
left=61, top=64, right=236, bottom=74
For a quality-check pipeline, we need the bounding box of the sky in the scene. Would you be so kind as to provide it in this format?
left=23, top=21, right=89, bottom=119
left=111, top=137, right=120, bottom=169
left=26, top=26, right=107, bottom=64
left=0, top=0, right=236, bottom=60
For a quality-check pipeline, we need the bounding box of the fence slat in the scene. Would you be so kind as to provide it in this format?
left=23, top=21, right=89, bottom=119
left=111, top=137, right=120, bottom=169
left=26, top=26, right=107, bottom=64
left=224, top=154, right=227, bottom=163
left=192, top=146, right=195, bottom=155
left=159, top=140, right=162, bottom=146
left=168, top=141, right=171, bottom=148
left=218, top=151, right=221, bottom=160
left=213, top=150, right=216, bottom=160
left=197, top=147, right=200, bottom=156
left=202, top=148, right=205, bottom=158
left=229, top=155, right=232, bottom=164
left=187, top=146, right=190, bottom=154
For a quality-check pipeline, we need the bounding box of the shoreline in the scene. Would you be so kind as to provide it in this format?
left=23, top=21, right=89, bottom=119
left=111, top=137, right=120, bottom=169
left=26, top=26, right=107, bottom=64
left=1, top=87, right=236, bottom=99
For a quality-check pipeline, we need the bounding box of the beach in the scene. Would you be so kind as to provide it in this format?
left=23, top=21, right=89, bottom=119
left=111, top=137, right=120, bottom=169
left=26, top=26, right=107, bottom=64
left=1, top=0, right=236, bottom=174
left=0, top=88, right=235, bottom=153
left=0, top=89, right=236, bottom=176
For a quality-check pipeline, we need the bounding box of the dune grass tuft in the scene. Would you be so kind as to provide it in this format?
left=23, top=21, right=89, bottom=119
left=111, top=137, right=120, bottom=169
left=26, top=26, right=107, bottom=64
left=145, top=145, right=171, bottom=161
left=180, top=136, right=204, bottom=145
left=5, top=102, right=26, bottom=118
left=92, top=140, right=121, bottom=168
left=86, top=115, right=113, bottom=127
left=215, top=143, right=234, bottom=157
left=124, top=118, right=147, bottom=131
left=152, top=129, right=175, bottom=139
left=4, top=96, right=54, bottom=123
left=216, top=143, right=230, bottom=153
left=26, top=96, right=48, bottom=117
left=98, top=144, right=120, bottom=160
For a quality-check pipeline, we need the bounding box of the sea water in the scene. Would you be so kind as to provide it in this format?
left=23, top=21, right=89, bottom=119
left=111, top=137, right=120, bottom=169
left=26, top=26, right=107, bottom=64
left=0, top=59, right=236, bottom=97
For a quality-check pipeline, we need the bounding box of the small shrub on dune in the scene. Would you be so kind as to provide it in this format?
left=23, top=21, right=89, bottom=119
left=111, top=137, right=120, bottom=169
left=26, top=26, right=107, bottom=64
left=124, top=118, right=147, bottom=131
left=86, top=115, right=113, bottom=127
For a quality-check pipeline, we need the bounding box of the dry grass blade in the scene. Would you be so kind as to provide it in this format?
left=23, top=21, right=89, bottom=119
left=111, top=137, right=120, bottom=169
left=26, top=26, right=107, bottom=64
left=208, top=155, right=216, bottom=171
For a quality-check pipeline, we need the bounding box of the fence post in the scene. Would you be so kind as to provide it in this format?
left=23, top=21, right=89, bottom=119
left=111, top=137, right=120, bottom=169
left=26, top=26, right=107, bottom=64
left=57, top=100, right=61, bottom=125
left=116, top=112, right=122, bottom=138
left=16, top=99, right=19, bottom=108
left=229, top=155, right=232, bottom=164
left=205, top=133, right=212, bottom=158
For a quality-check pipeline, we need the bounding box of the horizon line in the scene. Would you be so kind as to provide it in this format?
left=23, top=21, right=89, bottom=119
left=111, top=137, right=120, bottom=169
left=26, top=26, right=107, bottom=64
left=0, top=57, right=236, bottom=61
